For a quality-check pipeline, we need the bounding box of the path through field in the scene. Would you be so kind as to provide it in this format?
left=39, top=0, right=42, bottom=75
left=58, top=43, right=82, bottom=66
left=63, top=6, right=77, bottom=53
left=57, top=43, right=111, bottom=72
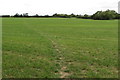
left=2, top=18, right=118, bottom=78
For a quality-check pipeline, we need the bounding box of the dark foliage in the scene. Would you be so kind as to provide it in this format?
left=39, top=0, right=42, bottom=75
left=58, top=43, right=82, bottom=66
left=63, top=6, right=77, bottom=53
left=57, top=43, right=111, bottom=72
left=53, top=13, right=71, bottom=18
left=3, top=10, right=120, bottom=20
left=1, top=15, right=10, bottom=17
left=91, top=10, right=119, bottom=20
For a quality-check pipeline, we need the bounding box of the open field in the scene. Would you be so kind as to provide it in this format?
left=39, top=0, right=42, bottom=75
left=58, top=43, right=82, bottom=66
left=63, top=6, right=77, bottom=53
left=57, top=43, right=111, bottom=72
left=2, top=18, right=118, bottom=78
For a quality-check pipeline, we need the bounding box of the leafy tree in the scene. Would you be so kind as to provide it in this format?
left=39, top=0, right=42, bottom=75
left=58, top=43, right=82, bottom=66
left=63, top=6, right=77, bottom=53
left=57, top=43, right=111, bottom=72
left=35, top=14, right=39, bottom=17
left=70, top=13, right=76, bottom=17
left=23, top=13, right=29, bottom=17
left=53, top=13, right=58, bottom=17
left=53, top=13, right=71, bottom=18
left=14, top=13, right=20, bottom=17
left=1, top=15, right=10, bottom=17
left=92, top=10, right=118, bottom=20
left=76, top=14, right=82, bottom=18
left=83, top=14, right=91, bottom=19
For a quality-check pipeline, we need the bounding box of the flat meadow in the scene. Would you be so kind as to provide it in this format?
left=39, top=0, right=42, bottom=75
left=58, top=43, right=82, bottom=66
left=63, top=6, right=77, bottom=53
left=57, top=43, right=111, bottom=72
left=2, top=18, right=118, bottom=78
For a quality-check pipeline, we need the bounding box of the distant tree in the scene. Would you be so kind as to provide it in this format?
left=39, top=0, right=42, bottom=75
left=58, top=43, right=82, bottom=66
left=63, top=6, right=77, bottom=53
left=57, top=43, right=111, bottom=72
left=34, top=14, right=39, bottom=17
left=115, top=14, right=120, bottom=19
left=53, top=13, right=71, bottom=18
left=70, top=13, right=76, bottom=17
left=83, top=14, right=90, bottom=19
left=53, top=13, right=58, bottom=17
left=1, top=15, right=10, bottom=17
left=44, top=15, right=49, bottom=17
left=14, top=13, right=20, bottom=17
left=19, top=14, right=23, bottom=17
left=91, top=11, right=102, bottom=20
left=76, top=14, right=91, bottom=19
left=35, top=14, right=39, bottom=16
left=76, top=14, right=82, bottom=18
left=23, top=13, right=29, bottom=17
left=92, top=10, right=118, bottom=20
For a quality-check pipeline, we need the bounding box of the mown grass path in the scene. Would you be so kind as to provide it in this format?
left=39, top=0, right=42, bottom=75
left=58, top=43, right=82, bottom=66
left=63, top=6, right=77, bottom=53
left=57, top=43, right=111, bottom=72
left=22, top=20, right=70, bottom=78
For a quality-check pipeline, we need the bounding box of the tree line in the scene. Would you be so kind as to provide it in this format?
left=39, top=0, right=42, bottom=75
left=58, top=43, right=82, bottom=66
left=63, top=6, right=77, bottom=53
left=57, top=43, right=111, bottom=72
left=1, top=10, right=120, bottom=20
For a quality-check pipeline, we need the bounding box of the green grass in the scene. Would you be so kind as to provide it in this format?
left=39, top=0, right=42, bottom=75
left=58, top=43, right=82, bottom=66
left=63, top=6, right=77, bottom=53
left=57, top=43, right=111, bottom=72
left=2, top=18, right=118, bottom=78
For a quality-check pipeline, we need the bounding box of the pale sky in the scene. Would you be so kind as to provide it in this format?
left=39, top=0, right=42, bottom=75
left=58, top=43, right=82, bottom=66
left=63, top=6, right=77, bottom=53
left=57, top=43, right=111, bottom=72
left=0, top=0, right=119, bottom=15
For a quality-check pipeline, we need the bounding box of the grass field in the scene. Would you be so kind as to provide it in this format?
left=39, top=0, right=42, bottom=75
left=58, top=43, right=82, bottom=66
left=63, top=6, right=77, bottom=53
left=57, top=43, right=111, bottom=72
left=2, top=18, right=118, bottom=78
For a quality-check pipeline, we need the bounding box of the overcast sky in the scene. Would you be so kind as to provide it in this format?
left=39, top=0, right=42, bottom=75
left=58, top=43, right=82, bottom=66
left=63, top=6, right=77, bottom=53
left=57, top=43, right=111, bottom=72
left=0, top=0, right=119, bottom=15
